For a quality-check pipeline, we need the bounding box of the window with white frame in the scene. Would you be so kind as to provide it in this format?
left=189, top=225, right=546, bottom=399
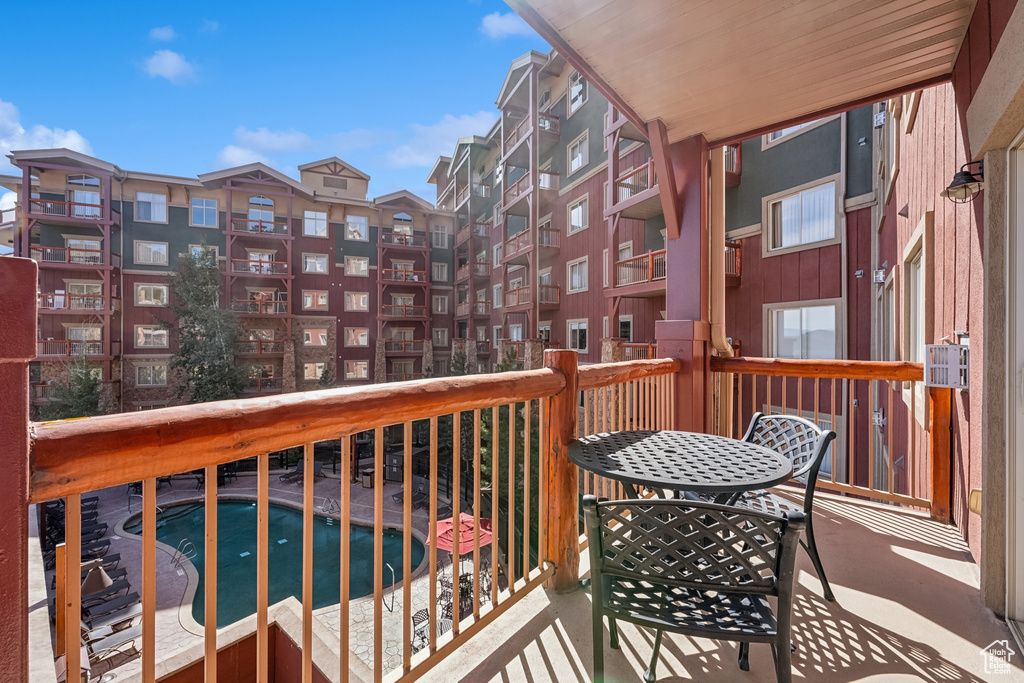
left=303, top=362, right=325, bottom=381
left=769, top=303, right=837, bottom=360
left=568, top=70, right=587, bottom=115
left=493, top=326, right=502, bottom=349
left=345, top=292, right=369, bottom=311
left=135, top=192, right=167, bottom=222
left=135, top=325, right=168, bottom=348
left=189, top=244, right=218, bottom=262
left=303, top=253, right=328, bottom=274
left=136, top=283, right=168, bottom=306
left=433, top=328, right=449, bottom=347
left=303, top=210, right=328, bottom=237
left=568, top=196, right=588, bottom=234
left=432, top=262, right=448, bottom=282
left=136, top=364, right=167, bottom=387
left=493, top=243, right=503, bottom=267
left=345, top=256, right=369, bottom=277
left=65, top=237, right=102, bottom=264
left=765, top=118, right=826, bottom=144
left=432, top=295, right=448, bottom=314
left=346, top=215, right=368, bottom=241
left=345, top=360, right=369, bottom=380
left=303, top=328, right=328, bottom=346
left=67, top=175, right=101, bottom=218
left=248, top=196, right=274, bottom=232
left=191, top=198, right=217, bottom=227
left=344, top=327, right=369, bottom=347
left=767, top=181, right=836, bottom=251
left=302, top=290, right=328, bottom=310
left=434, top=359, right=450, bottom=376
left=508, top=324, right=523, bottom=342
left=476, top=326, right=487, bottom=342
left=493, top=284, right=503, bottom=308
left=134, top=241, right=168, bottom=265
left=567, top=256, right=588, bottom=293
left=568, top=132, right=588, bottom=175
left=431, top=224, right=450, bottom=248
left=882, top=277, right=896, bottom=362
left=906, top=248, right=924, bottom=363
left=619, top=316, right=633, bottom=341
left=568, top=320, right=588, bottom=352
left=539, top=324, right=551, bottom=343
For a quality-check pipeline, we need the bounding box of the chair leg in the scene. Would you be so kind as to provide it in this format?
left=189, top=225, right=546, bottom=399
left=644, top=630, right=663, bottom=683
left=775, top=634, right=793, bottom=683
left=803, top=516, right=835, bottom=602
left=608, top=616, right=619, bottom=650
left=737, top=642, right=750, bottom=671
left=592, top=610, right=605, bottom=683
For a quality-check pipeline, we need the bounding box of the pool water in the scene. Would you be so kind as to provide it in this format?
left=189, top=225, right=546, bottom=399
left=125, top=500, right=424, bottom=628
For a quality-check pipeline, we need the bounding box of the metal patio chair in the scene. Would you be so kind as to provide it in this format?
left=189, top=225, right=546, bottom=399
left=583, top=495, right=805, bottom=683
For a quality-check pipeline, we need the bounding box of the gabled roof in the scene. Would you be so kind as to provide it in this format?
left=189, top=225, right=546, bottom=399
left=298, top=156, right=370, bottom=181
left=427, top=156, right=452, bottom=185
left=373, top=190, right=436, bottom=213
left=8, top=148, right=122, bottom=178
left=198, top=162, right=315, bottom=199
left=123, top=170, right=203, bottom=186
left=495, top=50, right=551, bottom=109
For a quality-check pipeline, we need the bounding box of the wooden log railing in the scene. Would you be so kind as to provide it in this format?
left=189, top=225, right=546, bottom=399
left=30, top=351, right=682, bottom=682
left=709, top=356, right=950, bottom=520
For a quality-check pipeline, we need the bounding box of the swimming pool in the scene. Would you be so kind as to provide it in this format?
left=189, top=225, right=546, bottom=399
left=125, top=500, right=424, bottom=628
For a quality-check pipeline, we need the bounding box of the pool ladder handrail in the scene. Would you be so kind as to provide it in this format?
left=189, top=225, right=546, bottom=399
left=171, top=538, right=198, bottom=569
left=320, top=497, right=340, bottom=514
left=384, top=563, right=396, bottom=613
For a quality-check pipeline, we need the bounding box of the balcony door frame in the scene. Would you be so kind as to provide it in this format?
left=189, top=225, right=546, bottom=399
left=1007, top=128, right=1024, bottom=645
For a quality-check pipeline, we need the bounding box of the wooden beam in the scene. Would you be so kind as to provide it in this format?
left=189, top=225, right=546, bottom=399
left=711, top=356, right=924, bottom=382
left=542, top=350, right=579, bottom=593
left=648, top=119, right=681, bottom=240
left=929, top=387, right=952, bottom=523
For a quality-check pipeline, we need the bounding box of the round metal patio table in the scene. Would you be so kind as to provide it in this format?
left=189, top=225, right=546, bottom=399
left=568, top=430, right=793, bottom=501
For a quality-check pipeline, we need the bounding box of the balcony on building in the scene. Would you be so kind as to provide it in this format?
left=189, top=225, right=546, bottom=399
left=455, top=182, right=491, bottom=210
left=502, top=170, right=560, bottom=218
left=228, top=216, right=291, bottom=239
left=36, top=291, right=118, bottom=314
left=236, top=339, right=286, bottom=357
left=455, top=299, right=491, bottom=319
left=724, top=143, right=742, bottom=186
left=607, top=248, right=667, bottom=298
left=504, top=283, right=560, bottom=311
left=380, top=302, right=429, bottom=320
left=604, top=159, right=660, bottom=220
left=243, top=376, right=283, bottom=394
left=36, top=339, right=105, bottom=358
left=384, top=339, right=426, bottom=356
left=29, top=245, right=121, bottom=270
left=232, top=294, right=289, bottom=316
left=25, top=197, right=121, bottom=228
left=503, top=224, right=560, bottom=265
left=229, top=255, right=291, bottom=279
left=725, top=239, right=742, bottom=286
left=455, top=260, right=490, bottom=283
left=380, top=228, right=428, bottom=250
left=455, top=220, right=491, bottom=248
left=379, top=267, right=429, bottom=286
left=502, top=110, right=561, bottom=168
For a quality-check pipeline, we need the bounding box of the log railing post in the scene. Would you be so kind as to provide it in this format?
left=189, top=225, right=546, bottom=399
left=543, top=349, right=579, bottom=592
left=0, top=256, right=36, bottom=682
left=929, top=386, right=952, bottom=523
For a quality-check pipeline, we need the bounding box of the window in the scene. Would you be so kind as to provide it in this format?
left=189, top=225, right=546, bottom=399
left=567, top=256, right=588, bottom=293
left=769, top=304, right=837, bottom=360
left=323, top=176, right=348, bottom=190
left=135, top=325, right=168, bottom=348
left=568, top=196, right=588, bottom=234
left=188, top=244, right=218, bottom=262
left=433, top=328, right=449, bottom=347
left=303, top=328, right=328, bottom=346
left=303, top=362, right=326, bottom=381
left=508, top=324, right=523, bottom=342
left=539, top=324, right=551, bottom=343
left=67, top=325, right=101, bottom=342
left=493, top=243, right=503, bottom=267
left=476, top=326, right=487, bottom=342
left=345, top=256, right=369, bottom=277
left=493, top=326, right=502, bottom=349
left=493, top=284, right=503, bottom=308
left=68, top=175, right=101, bottom=218
left=619, top=316, right=633, bottom=341
left=303, top=210, right=327, bottom=237
left=191, top=198, right=217, bottom=227
left=434, top=359, right=450, bottom=376
left=906, top=249, right=924, bottom=363
left=432, top=295, right=449, bottom=314
left=881, top=277, right=896, bottom=362
left=135, top=192, right=167, bottom=222
left=568, top=132, right=589, bottom=174
left=303, top=253, right=328, bottom=274
left=432, top=225, right=450, bottom=248
left=345, top=215, right=368, bottom=241
left=344, top=292, right=369, bottom=311
left=767, top=120, right=820, bottom=142
left=568, top=320, right=588, bottom=352
left=136, top=284, right=168, bottom=306
left=767, top=181, right=836, bottom=251
left=568, top=70, right=588, bottom=115
left=134, top=241, right=168, bottom=265
left=345, top=360, right=369, bottom=380
left=248, top=196, right=274, bottom=231
left=432, top=262, right=448, bottom=282
left=302, top=290, right=328, bottom=310
left=64, top=237, right=102, bottom=264
left=136, top=364, right=167, bottom=387
left=344, top=327, right=369, bottom=347
left=68, top=174, right=100, bottom=188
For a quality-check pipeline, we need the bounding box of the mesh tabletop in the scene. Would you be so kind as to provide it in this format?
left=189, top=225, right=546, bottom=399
left=568, top=430, right=792, bottom=494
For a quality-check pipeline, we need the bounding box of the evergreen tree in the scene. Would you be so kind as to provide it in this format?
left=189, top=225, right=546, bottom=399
left=164, top=245, right=245, bottom=403
left=318, top=364, right=333, bottom=388
left=39, top=353, right=104, bottom=420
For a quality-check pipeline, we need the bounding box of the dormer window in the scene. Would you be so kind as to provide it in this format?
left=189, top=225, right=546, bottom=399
left=248, top=196, right=274, bottom=232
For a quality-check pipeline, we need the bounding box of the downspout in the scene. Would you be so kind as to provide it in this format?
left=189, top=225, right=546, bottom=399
left=117, top=178, right=125, bottom=413
left=709, top=146, right=734, bottom=437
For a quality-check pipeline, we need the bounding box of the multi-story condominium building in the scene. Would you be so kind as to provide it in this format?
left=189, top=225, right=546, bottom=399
left=0, top=149, right=456, bottom=413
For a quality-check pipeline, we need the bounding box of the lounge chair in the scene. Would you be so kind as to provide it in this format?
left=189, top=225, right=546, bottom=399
left=82, top=579, right=130, bottom=608
left=411, top=482, right=429, bottom=510
left=296, top=461, right=323, bottom=484
left=84, top=593, right=140, bottom=620
left=83, top=623, right=142, bottom=663
left=52, top=564, right=126, bottom=590
left=279, top=459, right=305, bottom=482
left=82, top=601, right=141, bottom=633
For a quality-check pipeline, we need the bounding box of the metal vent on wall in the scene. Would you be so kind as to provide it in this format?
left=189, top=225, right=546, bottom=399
left=925, top=344, right=969, bottom=390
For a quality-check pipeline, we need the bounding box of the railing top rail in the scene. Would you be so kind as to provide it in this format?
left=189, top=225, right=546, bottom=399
left=710, top=355, right=924, bottom=382
left=615, top=248, right=666, bottom=266
left=29, top=367, right=568, bottom=501
left=577, top=358, right=682, bottom=390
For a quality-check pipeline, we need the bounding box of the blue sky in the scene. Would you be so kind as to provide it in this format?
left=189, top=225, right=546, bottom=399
left=0, top=1, right=549, bottom=209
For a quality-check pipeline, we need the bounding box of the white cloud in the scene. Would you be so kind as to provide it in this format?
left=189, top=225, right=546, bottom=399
left=149, top=26, right=176, bottom=41
left=480, top=11, right=534, bottom=39
left=200, top=19, right=219, bottom=33
left=216, top=145, right=271, bottom=168
left=1, top=191, right=15, bottom=211
left=143, top=50, right=196, bottom=84
left=233, top=127, right=313, bottom=153
left=0, top=98, right=92, bottom=174
left=387, top=112, right=497, bottom=168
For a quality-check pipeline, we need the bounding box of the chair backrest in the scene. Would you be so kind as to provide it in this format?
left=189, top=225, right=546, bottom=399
left=583, top=496, right=805, bottom=597
left=742, top=412, right=837, bottom=487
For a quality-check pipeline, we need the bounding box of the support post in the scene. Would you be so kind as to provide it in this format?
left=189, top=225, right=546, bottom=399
left=929, top=386, right=952, bottom=523
left=0, top=256, right=36, bottom=682
left=542, top=349, right=579, bottom=592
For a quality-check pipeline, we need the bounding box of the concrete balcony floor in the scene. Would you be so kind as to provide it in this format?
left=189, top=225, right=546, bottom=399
left=422, top=492, right=1022, bottom=682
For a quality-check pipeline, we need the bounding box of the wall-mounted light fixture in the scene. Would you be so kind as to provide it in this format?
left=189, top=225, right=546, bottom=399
left=940, top=160, right=984, bottom=203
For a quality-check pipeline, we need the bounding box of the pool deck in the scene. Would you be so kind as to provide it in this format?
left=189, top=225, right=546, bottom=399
left=42, top=467, right=461, bottom=680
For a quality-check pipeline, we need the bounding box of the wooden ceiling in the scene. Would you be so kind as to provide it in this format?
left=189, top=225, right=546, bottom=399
left=510, top=0, right=976, bottom=145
